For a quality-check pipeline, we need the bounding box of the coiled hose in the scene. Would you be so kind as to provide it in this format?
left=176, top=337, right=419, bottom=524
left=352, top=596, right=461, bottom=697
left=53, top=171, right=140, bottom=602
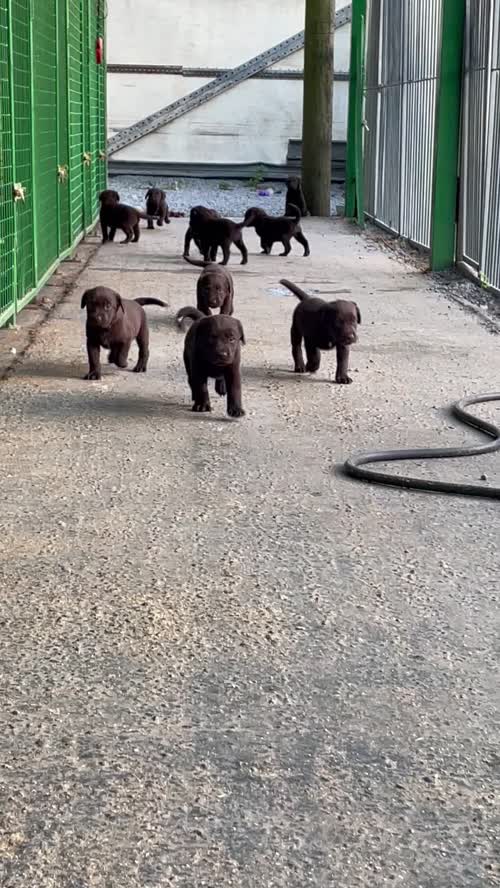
left=344, top=392, right=500, bottom=499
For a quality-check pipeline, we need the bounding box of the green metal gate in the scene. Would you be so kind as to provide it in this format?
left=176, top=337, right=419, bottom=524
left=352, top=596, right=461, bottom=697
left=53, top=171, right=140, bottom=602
left=0, top=0, right=106, bottom=328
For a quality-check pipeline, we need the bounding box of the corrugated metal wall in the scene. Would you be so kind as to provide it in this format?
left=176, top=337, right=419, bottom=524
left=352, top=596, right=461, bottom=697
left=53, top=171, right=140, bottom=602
left=0, top=0, right=106, bottom=329
left=459, top=0, right=500, bottom=293
left=364, top=0, right=443, bottom=249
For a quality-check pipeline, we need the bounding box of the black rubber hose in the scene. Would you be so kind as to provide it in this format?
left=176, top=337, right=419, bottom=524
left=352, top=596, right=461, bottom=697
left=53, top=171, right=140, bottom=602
left=343, top=392, right=500, bottom=499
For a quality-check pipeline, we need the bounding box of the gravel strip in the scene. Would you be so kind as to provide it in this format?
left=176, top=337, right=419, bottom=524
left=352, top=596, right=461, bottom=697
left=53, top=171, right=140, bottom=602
left=109, top=175, right=345, bottom=218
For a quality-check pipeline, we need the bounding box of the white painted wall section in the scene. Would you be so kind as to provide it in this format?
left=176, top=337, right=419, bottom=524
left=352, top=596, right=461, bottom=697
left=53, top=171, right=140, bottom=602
left=107, top=1, right=351, bottom=166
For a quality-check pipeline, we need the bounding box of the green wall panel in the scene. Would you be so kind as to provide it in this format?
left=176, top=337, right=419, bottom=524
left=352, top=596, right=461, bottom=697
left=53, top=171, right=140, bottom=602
left=57, top=0, right=71, bottom=254
left=11, top=0, right=35, bottom=303
left=0, top=0, right=15, bottom=323
left=0, top=0, right=106, bottom=327
left=32, top=0, right=59, bottom=279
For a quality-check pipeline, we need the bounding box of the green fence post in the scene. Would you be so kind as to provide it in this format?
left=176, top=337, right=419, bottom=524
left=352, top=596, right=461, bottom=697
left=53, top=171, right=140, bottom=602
left=29, top=1, right=39, bottom=281
left=430, top=0, right=466, bottom=271
left=345, top=0, right=366, bottom=225
left=6, top=0, right=18, bottom=324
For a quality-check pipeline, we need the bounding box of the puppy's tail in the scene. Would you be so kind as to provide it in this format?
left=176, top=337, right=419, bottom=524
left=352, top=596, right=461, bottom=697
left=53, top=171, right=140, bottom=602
left=134, top=298, right=168, bottom=308
left=285, top=203, right=301, bottom=222
left=176, top=306, right=205, bottom=329
left=135, top=208, right=153, bottom=220
left=183, top=256, right=211, bottom=269
left=280, top=279, right=310, bottom=301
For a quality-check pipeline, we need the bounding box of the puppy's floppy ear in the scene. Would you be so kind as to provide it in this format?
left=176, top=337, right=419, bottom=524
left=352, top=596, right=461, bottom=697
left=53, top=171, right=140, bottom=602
left=81, top=290, right=89, bottom=309
left=116, top=294, right=125, bottom=313
left=145, top=189, right=152, bottom=199
left=355, top=304, right=361, bottom=324
left=237, top=321, right=245, bottom=345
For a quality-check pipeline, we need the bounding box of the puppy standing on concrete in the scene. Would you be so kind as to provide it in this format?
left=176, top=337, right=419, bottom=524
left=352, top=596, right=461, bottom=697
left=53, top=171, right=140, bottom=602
left=183, top=206, right=221, bottom=257
left=184, top=209, right=248, bottom=266
left=285, top=177, right=309, bottom=217
left=243, top=205, right=310, bottom=257
left=181, top=256, right=234, bottom=316
left=81, top=286, right=167, bottom=380
left=280, top=279, right=361, bottom=384
left=99, top=190, right=149, bottom=245
left=179, top=308, right=246, bottom=417
left=145, top=188, right=170, bottom=229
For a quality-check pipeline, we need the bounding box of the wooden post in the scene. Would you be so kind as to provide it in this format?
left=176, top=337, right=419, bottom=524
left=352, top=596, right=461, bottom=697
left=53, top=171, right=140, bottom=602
left=301, top=0, right=334, bottom=217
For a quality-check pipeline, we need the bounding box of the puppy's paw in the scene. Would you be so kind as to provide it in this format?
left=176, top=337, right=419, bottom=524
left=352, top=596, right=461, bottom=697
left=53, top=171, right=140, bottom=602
left=240, top=258, right=248, bottom=265
left=193, top=402, right=212, bottom=413
left=215, top=378, right=227, bottom=397
left=133, top=362, right=147, bottom=373
left=335, top=374, right=352, bottom=385
left=303, top=249, right=311, bottom=257
left=305, top=363, right=320, bottom=373
left=84, top=371, right=101, bottom=381
left=294, top=365, right=306, bottom=374
left=227, top=405, right=245, bottom=418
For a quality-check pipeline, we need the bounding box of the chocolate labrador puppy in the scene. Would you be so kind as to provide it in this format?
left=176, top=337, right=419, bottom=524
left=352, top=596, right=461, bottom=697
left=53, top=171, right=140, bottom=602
left=99, top=190, right=148, bottom=245
left=188, top=214, right=248, bottom=266
left=183, top=256, right=234, bottom=315
left=145, top=188, right=170, bottom=229
left=81, top=286, right=167, bottom=380
left=243, top=205, right=310, bottom=257
left=280, top=279, right=361, bottom=384
left=285, top=176, right=308, bottom=217
left=183, top=206, right=221, bottom=257
left=181, top=308, right=246, bottom=416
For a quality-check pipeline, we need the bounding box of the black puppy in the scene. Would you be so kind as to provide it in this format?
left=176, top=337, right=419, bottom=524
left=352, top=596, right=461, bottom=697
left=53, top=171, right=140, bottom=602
left=280, top=279, right=361, bottom=384
left=188, top=214, right=248, bottom=266
left=243, top=205, right=310, bottom=257
left=145, top=188, right=170, bottom=229
left=183, top=206, right=221, bottom=257
left=285, top=176, right=308, bottom=217
left=81, top=285, right=167, bottom=380
left=182, top=256, right=234, bottom=316
left=99, top=190, right=149, bottom=245
left=181, top=308, right=246, bottom=417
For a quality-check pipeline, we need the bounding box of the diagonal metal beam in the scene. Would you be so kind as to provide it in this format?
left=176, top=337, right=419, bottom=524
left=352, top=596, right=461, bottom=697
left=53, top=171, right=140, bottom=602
left=107, top=4, right=352, bottom=156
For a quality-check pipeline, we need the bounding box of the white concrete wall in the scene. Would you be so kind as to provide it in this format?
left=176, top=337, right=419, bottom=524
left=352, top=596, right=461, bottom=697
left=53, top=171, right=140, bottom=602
left=107, top=0, right=351, bottom=166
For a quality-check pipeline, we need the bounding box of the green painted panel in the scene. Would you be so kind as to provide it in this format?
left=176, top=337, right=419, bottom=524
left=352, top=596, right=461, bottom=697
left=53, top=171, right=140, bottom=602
left=32, top=0, right=59, bottom=278
left=57, top=0, right=71, bottom=253
left=0, top=0, right=15, bottom=322
left=82, top=0, right=93, bottom=229
left=11, top=0, right=35, bottom=300
left=0, top=0, right=105, bottom=328
left=67, top=0, right=84, bottom=241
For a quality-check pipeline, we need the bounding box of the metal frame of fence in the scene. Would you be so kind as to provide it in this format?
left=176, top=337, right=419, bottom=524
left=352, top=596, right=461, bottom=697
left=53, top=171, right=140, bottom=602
left=458, top=0, right=500, bottom=294
left=346, top=0, right=469, bottom=274
left=0, top=0, right=106, bottom=329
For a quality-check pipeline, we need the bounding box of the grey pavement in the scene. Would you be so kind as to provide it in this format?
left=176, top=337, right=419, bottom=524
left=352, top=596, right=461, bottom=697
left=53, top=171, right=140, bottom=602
left=0, top=218, right=499, bottom=888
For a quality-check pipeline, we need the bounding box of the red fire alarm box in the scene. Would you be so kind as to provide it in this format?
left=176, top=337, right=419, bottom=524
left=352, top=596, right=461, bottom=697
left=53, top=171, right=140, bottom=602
left=96, top=37, right=103, bottom=64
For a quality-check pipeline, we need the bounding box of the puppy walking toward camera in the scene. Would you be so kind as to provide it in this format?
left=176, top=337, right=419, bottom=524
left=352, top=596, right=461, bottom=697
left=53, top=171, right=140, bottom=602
left=182, top=256, right=234, bottom=316
left=243, top=205, right=310, bottom=257
left=280, top=279, right=361, bottom=384
left=81, top=286, right=167, bottom=380
left=145, top=188, right=170, bottom=229
left=183, top=206, right=221, bottom=257
left=179, top=308, right=246, bottom=417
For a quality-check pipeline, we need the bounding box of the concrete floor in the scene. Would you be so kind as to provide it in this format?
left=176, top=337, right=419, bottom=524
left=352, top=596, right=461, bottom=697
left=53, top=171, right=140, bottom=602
left=0, top=218, right=499, bottom=888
